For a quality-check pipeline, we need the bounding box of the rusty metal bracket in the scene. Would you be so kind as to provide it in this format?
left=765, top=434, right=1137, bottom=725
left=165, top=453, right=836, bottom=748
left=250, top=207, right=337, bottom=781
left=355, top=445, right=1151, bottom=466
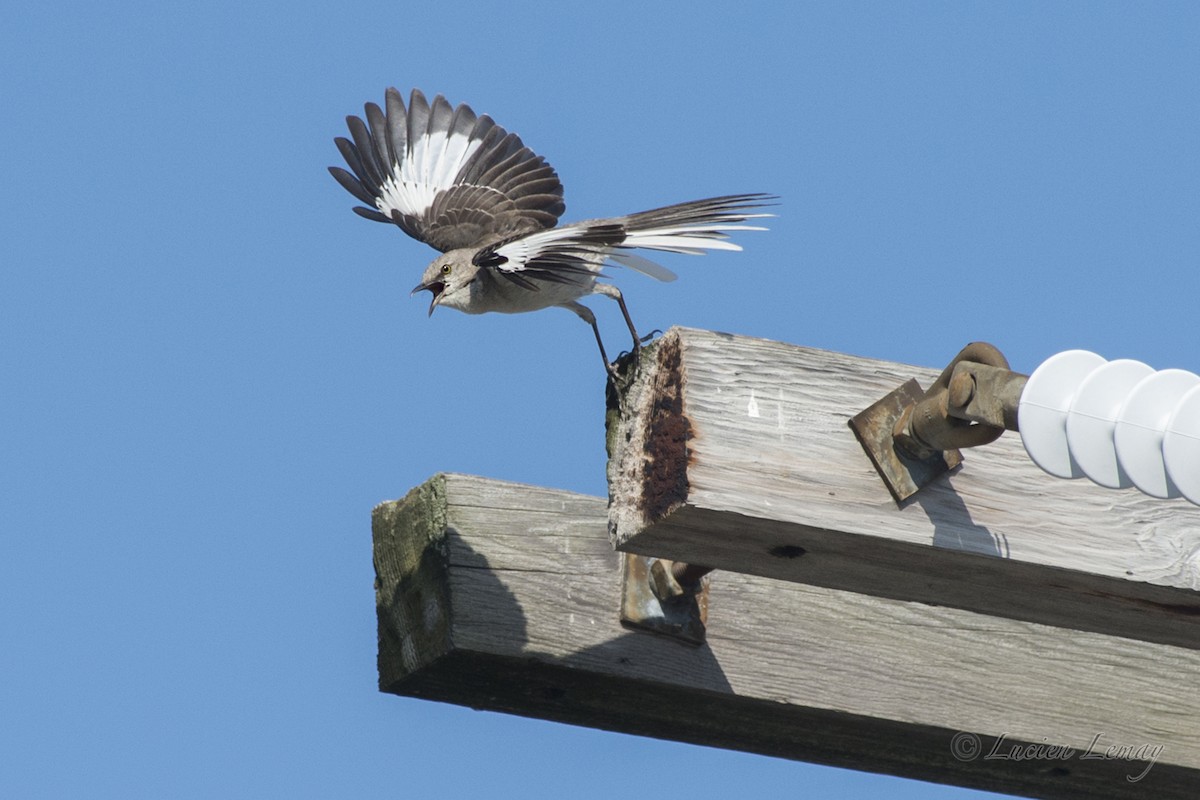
left=619, top=554, right=710, bottom=646
left=849, top=343, right=1029, bottom=504
left=849, top=379, right=965, bottom=505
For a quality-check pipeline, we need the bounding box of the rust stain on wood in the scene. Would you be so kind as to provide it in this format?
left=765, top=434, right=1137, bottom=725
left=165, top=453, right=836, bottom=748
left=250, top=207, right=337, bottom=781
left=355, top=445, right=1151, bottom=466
left=640, top=335, right=691, bottom=521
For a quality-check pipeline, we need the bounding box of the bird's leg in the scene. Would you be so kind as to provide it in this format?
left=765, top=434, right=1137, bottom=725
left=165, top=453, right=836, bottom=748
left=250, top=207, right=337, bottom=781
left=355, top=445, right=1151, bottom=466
left=562, top=301, right=616, bottom=374
left=590, top=320, right=615, bottom=374
left=592, top=283, right=642, bottom=353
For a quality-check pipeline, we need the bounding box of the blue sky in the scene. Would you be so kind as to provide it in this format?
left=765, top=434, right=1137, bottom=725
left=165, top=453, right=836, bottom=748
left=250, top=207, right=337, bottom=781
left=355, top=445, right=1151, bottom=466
left=3, top=2, right=1197, bottom=797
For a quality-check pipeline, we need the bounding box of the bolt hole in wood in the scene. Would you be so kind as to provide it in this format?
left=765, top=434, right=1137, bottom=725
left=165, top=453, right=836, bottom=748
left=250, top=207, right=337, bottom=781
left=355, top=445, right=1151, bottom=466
left=769, top=545, right=807, bottom=559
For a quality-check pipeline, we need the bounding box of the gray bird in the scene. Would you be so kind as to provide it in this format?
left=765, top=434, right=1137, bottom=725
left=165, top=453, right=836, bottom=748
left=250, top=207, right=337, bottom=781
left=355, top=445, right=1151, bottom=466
left=329, top=88, right=773, bottom=371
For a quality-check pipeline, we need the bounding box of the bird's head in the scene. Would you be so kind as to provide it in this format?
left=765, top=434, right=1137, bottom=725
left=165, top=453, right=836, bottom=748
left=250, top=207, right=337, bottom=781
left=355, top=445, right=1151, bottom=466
left=411, top=251, right=480, bottom=315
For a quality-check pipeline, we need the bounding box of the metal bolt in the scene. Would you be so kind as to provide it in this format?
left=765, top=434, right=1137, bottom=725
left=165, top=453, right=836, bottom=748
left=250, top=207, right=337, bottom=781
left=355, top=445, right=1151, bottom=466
left=948, top=371, right=975, bottom=410
left=649, top=559, right=684, bottom=600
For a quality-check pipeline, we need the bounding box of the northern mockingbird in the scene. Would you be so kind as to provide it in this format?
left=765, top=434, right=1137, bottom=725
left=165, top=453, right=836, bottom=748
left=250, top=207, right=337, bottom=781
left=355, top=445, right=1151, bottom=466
left=329, top=88, right=773, bottom=371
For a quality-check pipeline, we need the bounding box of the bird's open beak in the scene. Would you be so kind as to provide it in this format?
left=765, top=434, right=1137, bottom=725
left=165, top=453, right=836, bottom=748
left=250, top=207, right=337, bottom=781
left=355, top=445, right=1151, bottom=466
left=410, top=280, right=445, bottom=317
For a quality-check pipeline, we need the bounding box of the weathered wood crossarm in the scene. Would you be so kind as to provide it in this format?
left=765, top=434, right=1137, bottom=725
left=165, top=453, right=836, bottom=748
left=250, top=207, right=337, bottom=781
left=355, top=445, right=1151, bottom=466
left=605, top=328, right=1200, bottom=650
left=373, top=473, right=1200, bottom=799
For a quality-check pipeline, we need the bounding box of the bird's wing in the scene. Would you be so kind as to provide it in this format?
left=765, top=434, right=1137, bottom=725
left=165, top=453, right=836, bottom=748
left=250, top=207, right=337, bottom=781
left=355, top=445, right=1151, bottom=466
left=475, top=194, right=776, bottom=290
left=329, top=89, right=565, bottom=252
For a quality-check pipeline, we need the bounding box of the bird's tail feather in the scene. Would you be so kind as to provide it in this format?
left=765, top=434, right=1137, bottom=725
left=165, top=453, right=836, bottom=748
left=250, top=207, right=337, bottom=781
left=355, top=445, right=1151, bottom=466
left=614, top=193, right=775, bottom=271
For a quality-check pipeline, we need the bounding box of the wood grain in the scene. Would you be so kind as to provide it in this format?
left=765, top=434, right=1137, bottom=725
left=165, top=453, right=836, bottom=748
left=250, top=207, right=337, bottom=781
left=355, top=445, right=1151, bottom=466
left=374, top=474, right=1200, bottom=799
left=606, top=328, right=1200, bottom=649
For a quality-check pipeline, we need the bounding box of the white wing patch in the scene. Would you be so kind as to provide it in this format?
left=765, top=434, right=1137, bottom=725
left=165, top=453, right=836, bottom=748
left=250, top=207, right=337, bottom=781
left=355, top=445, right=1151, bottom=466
left=376, top=129, right=485, bottom=219
left=492, top=226, right=592, bottom=271
left=490, top=219, right=769, bottom=280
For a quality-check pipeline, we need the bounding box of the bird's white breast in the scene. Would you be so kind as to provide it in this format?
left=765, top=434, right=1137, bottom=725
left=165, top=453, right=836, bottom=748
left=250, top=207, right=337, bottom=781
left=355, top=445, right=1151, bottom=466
left=457, top=274, right=599, bottom=315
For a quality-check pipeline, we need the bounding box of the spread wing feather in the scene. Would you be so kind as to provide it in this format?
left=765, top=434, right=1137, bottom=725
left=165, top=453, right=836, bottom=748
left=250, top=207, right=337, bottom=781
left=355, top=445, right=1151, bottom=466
left=329, top=88, right=565, bottom=252
left=477, top=193, right=775, bottom=289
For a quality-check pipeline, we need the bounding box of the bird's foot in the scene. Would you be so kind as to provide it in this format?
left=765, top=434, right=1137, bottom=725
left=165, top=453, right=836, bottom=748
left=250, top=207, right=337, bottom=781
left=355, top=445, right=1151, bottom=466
left=608, top=345, right=644, bottom=382
left=609, top=328, right=666, bottom=382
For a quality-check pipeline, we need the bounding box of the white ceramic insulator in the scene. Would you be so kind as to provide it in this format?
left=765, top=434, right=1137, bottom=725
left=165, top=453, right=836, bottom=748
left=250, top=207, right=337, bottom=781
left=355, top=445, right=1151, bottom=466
left=1018, top=350, right=1108, bottom=479
left=1164, top=384, right=1200, bottom=505
left=1066, top=359, right=1154, bottom=488
left=1114, top=369, right=1200, bottom=498
left=1018, top=350, right=1200, bottom=507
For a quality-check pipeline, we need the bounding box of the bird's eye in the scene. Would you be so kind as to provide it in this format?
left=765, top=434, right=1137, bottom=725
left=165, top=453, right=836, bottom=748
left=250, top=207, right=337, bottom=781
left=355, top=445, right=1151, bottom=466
left=441, top=264, right=452, bottom=276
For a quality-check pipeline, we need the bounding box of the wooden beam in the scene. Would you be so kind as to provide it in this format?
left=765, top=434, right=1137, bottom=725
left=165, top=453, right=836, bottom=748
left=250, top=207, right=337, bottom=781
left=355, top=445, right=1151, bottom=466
left=606, top=328, right=1200, bottom=650
left=373, top=474, right=1200, bottom=799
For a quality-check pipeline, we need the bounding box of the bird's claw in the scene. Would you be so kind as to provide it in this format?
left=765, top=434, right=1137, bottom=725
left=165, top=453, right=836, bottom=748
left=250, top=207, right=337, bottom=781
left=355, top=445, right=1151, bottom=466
left=607, top=343, right=648, bottom=380
left=639, top=329, right=663, bottom=344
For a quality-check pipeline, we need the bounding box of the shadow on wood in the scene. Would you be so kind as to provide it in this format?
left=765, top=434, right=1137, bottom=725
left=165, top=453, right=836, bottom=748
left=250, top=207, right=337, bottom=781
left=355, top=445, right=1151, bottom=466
left=374, top=473, right=1200, bottom=800
left=606, top=328, right=1200, bottom=650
